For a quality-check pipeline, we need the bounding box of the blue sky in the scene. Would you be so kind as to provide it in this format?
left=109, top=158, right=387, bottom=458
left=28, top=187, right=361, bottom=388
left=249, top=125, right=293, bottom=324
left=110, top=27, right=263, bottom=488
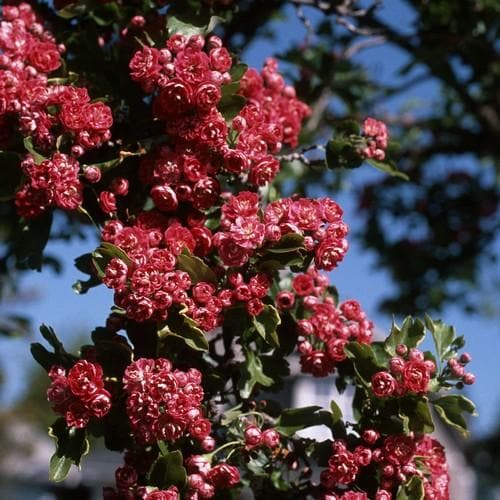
left=1, top=1, right=499, bottom=438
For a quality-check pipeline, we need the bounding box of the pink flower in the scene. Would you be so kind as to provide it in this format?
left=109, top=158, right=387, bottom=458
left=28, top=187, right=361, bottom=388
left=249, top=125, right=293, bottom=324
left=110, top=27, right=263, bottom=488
left=244, top=424, right=262, bottom=448
left=371, top=371, right=397, bottom=398
left=207, top=464, right=240, bottom=489
left=262, top=428, right=281, bottom=448
left=402, top=360, right=430, bottom=393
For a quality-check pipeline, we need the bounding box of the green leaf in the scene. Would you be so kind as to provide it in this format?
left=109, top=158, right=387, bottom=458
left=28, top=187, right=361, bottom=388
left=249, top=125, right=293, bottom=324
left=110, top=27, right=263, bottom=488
left=344, top=342, right=384, bottom=384
left=385, top=316, right=426, bottom=355
left=73, top=253, right=101, bottom=294
left=432, top=395, right=476, bottom=436
left=325, top=137, right=363, bottom=170
left=258, top=234, right=307, bottom=273
left=275, top=406, right=334, bottom=437
left=219, top=94, right=246, bottom=121
left=177, top=250, right=217, bottom=285
left=267, top=233, right=305, bottom=254
left=23, top=137, right=46, bottom=164
left=48, top=418, right=89, bottom=482
left=399, top=397, right=435, bottom=434
left=159, top=307, right=209, bottom=352
left=238, top=349, right=274, bottom=399
left=221, top=403, right=243, bottom=426
left=335, top=119, right=361, bottom=136
left=396, top=475, right=425, bottom=500
left=366, top=158, right=409, bottom=180
left=90, top=2, right=121, bottom=26
left=56, top=2, right=87, bottom=18
left=167, top=5, right=221, bottom=37
left=330, top=400, right=343, bottom=424
left=92, top=242, right=132, bottom=279
left=0, top=151, right=22, bottom=201
left=252, top=305, right=281, bottom=347
left=230, top=63, right=248, bottom=82
left=424, top=315, right=456, bottom=361
left=85, top=157, right=122, bottom=173
left=148, top=449, right=187, bottom=489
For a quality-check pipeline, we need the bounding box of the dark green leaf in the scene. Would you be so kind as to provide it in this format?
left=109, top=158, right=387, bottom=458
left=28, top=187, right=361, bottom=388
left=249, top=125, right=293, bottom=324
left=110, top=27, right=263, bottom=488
left=267, top=233, right=305, bottom=254
left=92, top=242, right=132, bottom=279
left=230, top=63, right=248, bottom=82
left=344, top=342, right=384, bottom=384
left=275, top=406, right=334, bottom=437
left=0, top=151, right=22, bottom=201
left=40, top=324, right=65, bottom=354
left=238, top=349, right=274, bottom=399
left=177, top=250, right=217, bottom=285
left=325, top=137, right=363, bottom=170
left=219, top=94, right=246, bottom=121
left=148, top=449, right=187, bottom=488
left=335, top=119, right=361, bottom=136
left=30, top=342, right=59, bottom=371
left=15, top=211, right=53, bottom=271
left=252, top=305, right=281, bottom=347
left=366, top=158, right=409, bottom=180
left=90, top=2, right=121, bottom=26
left=432, top=395, right=476, bottom=436
left=159, top=306, right=209, bottom=352
left=399, top=397, right=435, bottom=434
left=48, top=418, right=89, bottom=482
left=396, top=476, right=425, bottom=500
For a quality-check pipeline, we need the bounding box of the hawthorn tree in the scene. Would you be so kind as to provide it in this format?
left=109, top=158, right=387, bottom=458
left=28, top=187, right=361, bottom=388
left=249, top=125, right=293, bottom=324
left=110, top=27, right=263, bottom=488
left=0, top=1, right=484, bottom=499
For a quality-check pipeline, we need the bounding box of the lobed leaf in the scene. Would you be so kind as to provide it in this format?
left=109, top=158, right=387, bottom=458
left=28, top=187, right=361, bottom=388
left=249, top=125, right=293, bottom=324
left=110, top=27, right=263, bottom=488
left=48, top=418, right=89, bottom=482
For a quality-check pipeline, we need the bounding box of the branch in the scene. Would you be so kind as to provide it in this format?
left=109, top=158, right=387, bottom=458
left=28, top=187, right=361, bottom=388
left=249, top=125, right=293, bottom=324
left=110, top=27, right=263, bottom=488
left=292, top=1, right=315, bottom=44
left=343, top=34, right=386, bottom=58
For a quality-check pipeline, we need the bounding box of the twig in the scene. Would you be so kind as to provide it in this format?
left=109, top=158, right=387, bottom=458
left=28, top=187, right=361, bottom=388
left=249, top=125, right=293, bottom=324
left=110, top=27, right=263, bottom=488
left=278, top=144, right=325, bottom=165
left=292, top=1, right=316, bottom=44
left=343, top=35, right=386, bottom=59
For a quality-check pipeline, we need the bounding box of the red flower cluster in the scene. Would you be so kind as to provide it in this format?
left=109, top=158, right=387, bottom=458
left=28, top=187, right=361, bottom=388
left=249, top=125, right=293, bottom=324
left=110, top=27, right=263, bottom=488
left=416, top=436, right=450, bottom=500
left=0, top=3, right=113, bottom=218
left=130, top=33, right=310, bottom=200
left=361, top=117, right=388, bottom=161
left=185, top=455, right=240, bottom=499
left=281, top=268, right=373, bottom=377
left=321, top=433, right=449, bottom=499
left=371, top=346, right=436, bottom=397
left=0, top=2, right=112, bottom=153
left=239, top=58, right=311, bottom=149
left=46, top=361, right=111, bottom=428
left=264, top=197, right=348, bottom=271
left=101, top=206, right=275, bottom=325
left=223, top=272, right=271, bottom=317
left=214, top=192, right=348, bottom=270
left=15, top=153, right=82, bottom=217
left=448, top=352, right=475, bottom=385
left=123, top=358, right=210, bottom=445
